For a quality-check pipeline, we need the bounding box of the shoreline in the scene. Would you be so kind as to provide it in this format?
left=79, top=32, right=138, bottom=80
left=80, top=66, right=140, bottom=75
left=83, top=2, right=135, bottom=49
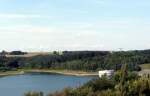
left=0, top=69, right=98, bottom=77
left=25, top=70, right=98, bottom=76
left=0, top=71, right=24, bottom=77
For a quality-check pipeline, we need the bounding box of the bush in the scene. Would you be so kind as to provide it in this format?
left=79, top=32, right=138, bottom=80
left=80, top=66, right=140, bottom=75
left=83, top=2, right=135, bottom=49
left=24, top=91, right=43, bottom=96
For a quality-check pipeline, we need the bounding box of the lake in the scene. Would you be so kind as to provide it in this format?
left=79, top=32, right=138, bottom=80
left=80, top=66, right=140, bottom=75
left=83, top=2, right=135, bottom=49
left=0, top=73, right=96, bottom=96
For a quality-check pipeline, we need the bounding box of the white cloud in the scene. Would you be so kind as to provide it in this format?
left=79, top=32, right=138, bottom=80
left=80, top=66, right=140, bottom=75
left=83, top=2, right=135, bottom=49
left=0, top=17, right=149, bottom=51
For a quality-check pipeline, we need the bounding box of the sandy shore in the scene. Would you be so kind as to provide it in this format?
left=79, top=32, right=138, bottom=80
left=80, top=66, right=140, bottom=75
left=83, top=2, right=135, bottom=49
left=0, top=71, right=24, bottom=76
left=24, top=70, right=98, bottom=76
left=0, top=69, right=98, bottom=77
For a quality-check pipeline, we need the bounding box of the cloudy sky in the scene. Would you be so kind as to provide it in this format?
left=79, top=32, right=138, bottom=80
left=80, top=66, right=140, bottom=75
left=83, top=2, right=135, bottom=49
left=0, top=0, right=150, bottom=51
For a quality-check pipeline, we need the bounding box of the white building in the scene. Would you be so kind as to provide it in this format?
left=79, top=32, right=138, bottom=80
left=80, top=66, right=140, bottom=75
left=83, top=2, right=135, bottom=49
left=98, top=70, right=114, bottom=78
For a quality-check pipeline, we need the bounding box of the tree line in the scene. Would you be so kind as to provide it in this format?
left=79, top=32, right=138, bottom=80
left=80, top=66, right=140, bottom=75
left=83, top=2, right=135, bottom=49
left=0, top=50, right=150, bottom=71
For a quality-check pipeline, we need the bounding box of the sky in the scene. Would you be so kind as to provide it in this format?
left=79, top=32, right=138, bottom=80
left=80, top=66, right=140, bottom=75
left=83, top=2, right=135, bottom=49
left=0, top=0, right=150, bottom=52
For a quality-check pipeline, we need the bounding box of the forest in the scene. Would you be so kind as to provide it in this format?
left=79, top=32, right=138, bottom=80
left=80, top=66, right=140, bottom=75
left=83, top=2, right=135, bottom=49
left=0, top=49, right=150, bottom=72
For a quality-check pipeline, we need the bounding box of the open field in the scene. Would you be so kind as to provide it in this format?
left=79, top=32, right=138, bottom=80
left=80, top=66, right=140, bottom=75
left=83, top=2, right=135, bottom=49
left=140, top=64, right=150, bottom=69
left=139, top=64, right=150, bottom=75
left=5, top=52, right=51, bottom=57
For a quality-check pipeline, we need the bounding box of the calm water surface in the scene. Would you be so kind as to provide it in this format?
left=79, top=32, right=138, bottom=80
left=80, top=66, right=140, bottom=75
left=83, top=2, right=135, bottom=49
left=0, top=73, right=96, bottom=96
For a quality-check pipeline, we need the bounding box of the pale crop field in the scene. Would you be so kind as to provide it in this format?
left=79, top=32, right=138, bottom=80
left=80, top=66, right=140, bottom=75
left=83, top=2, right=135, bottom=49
left=5, top=52, right=51, bottom=57
left=140, top=64, right=150, bottom=69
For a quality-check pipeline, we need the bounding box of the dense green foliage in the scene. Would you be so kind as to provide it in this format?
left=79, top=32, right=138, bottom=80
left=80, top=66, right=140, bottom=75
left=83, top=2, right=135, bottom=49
left=24, top=92, right=43, bottom=96
left=0, top=50, right=27, bottom=55
left=1, top=50, right=150, bottom=71
left=9, top=51, right=27, bottom=55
